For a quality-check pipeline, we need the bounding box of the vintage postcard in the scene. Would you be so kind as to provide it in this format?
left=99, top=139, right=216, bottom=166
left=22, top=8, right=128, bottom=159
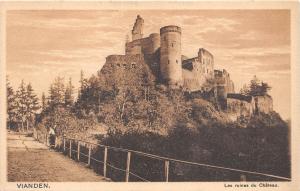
left=0, top=1, right=299, bottom=191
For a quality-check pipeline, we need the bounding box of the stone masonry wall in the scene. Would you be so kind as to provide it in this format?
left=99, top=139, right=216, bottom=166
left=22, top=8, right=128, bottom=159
left=254, top=95, right=273, bottom=114
left=125, top=33, right=160, bottom=55
left=182, top=48, right=214, bottom=92
left=227, top=95, right=255, bottom=121
left=100, top=54, right=155, bottom=90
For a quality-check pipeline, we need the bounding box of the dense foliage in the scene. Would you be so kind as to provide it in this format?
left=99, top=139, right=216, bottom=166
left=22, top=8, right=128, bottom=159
left=102, top=111, right=290, bottom=181
left=6, top=77, right=40, bottom=131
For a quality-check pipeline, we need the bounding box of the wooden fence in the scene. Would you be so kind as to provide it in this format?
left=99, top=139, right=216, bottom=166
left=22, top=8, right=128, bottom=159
left=33, top=130, right=291, bottom=182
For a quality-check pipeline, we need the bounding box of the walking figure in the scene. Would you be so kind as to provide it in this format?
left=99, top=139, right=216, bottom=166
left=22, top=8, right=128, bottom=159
left=49, top=125, right=56, bottom=148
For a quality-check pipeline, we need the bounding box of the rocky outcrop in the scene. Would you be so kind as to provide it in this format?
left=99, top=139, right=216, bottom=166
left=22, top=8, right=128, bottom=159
left=226, top=93, right=273, bottom=121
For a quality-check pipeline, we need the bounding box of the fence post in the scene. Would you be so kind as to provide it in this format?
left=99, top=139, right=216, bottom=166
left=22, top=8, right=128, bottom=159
left=63, top=137, right=66, bottom=152
left=240, top=174, right=247, bottom=181
left=164, top=160, right=170, bottom=182
left=69, top=140, right=72, bottom=158
left=88, top=145, right=92, bottom=166
left=103, top=146, right=108, bottom=178
left=125, top=152, right=131, bottom=182
left=77, top=141, right=80, bottom=161
left=45, top=134, right=48, bottom=146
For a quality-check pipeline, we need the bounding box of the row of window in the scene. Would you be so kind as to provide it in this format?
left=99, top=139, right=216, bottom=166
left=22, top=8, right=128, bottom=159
left=112, top=63, right=137, bottom=69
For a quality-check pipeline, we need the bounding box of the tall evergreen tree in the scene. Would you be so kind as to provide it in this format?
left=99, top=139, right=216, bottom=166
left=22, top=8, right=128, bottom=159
left=25, top=83, right=40, bottom=130
left=242, top=76, right=272, bottom=96
left=48, top=77, right=65, bottom=108
left=78, top=70, right=88, bottom=99
left=16, top=80, right=28, bottom=131
left=41, top=92, right=47, bottom=111
left=78, top=70, right=84, bottom=98
left=65, top=77, right=74, bottom=107
left=6, top=77, right=17, bottom=130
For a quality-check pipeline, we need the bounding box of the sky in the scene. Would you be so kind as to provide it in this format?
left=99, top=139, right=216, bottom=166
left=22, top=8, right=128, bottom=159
left=6, top=10, right=290, bottom=119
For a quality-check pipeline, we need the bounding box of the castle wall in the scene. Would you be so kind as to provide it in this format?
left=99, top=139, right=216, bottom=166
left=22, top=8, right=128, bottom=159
left=182, top=69, right=200, bottom=91
left=182, top=65, right=209, bottom=92
left=198, top=48, right=214, bottom=79
left=254, top=95, right=273, bottom=114
left=142, top=33, right=160, bottom=54
left=125, top=40, right=142, bottom=55
left=101, top=54, right=149, bottom=89
left=214, top=69, right=235, bottom=100
left=226, top=94, right=273, bottom=120
left=226, top=94, right=255, bottom=120
left=160, top=26, right=183, bottom=86
left=126, top=33, right=160, bottom=55
left=182, top=48, right=214, bottom=91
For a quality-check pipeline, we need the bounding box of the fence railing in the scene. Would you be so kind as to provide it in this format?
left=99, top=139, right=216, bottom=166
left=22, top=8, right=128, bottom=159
left=33, top=130, right=291, bottom=182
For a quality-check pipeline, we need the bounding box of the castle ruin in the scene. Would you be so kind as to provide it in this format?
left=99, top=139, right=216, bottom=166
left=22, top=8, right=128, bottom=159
left=124, top=15, right=233, bottom=94
left=99, top=15, right=273, bottom=119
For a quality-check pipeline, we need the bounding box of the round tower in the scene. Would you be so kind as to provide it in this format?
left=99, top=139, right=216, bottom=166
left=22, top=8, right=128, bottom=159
left=160, top=25, right=182, bottom=87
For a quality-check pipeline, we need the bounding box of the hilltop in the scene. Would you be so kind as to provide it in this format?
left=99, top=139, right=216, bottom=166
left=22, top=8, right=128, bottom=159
left=28, top=15, right=290, bottom=181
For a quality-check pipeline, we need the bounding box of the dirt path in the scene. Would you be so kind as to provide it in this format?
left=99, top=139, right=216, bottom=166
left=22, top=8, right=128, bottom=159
left=7, top=132, right=108, bottom=182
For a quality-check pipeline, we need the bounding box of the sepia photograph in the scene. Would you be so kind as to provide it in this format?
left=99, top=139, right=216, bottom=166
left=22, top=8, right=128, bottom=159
left=2, top=2, right=299, bottom=189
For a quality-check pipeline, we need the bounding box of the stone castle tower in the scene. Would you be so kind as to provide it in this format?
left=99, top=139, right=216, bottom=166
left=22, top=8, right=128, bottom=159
left=160, top=26, right=183, bottom=87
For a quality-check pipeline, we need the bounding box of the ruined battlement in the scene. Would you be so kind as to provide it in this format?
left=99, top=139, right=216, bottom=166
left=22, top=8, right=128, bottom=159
left=214, top=69, right=232, bottom=85
left=181, top=48, right=214, bottom=92
left=215, top=69, right=229, bottom=78
left=132, top=15, right=144, bottom=41
left=198, top=48, right=213, bottom=61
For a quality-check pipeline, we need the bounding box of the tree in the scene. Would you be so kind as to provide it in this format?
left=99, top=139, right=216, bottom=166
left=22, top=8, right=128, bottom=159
left=78, top=70, right=88, bottom=99
left=240, top=76, right=271, bottom=96
left=65, top=78, right=75, bottom=107
left=259, top=82, right=272, bottom=96
left=25, top=83, right=40, bottom=130
left=248, top=76, right=261, bottom=96
left=6, top=77, right=17, bottom=130
left=15, top=80, right=28, bottom=131
left=240, top=84, right=249, bottom=95
left=48, top=77, right=65, bottom=108
left=75, top=72, right=98, bottom=116
left=41, top=92, right=47, bottom=111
